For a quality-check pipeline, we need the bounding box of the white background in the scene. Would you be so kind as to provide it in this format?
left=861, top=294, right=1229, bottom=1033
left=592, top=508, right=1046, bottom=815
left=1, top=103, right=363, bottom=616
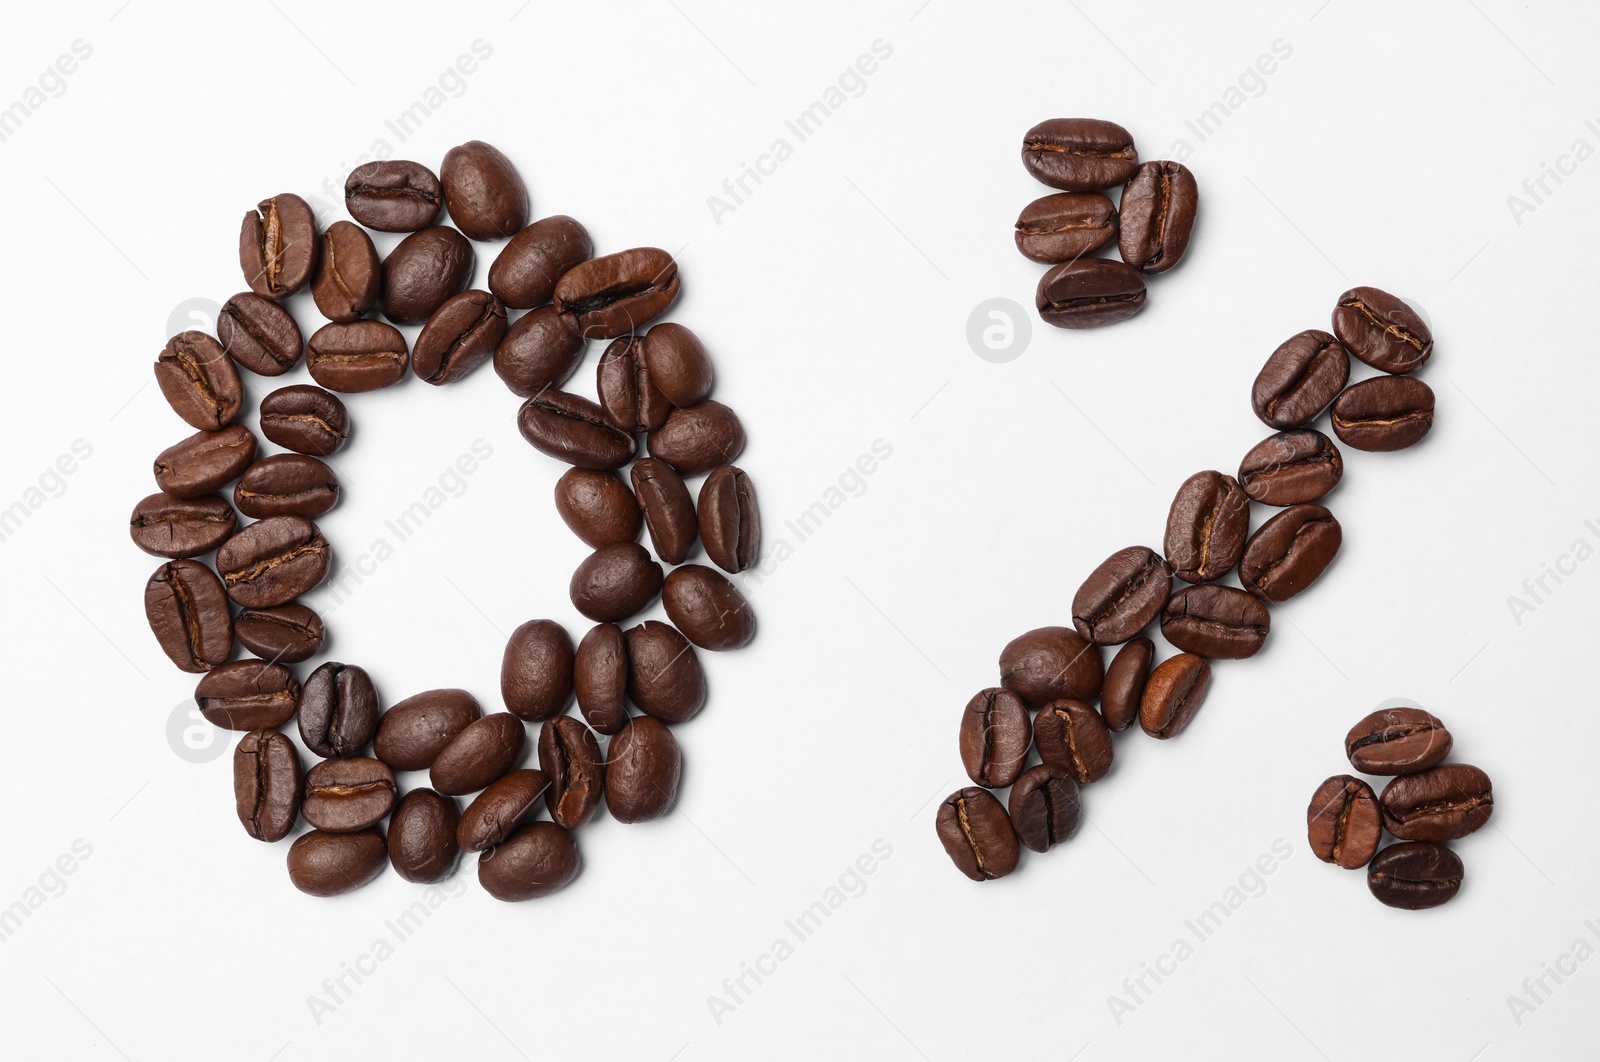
left=1, top=1, right=1596, bottom=1058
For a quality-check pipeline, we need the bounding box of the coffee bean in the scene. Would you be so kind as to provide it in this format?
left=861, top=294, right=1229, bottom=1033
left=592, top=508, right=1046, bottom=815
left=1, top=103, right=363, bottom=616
left=958, top=687, right=1032, bottom=788
left=1332, top=286, right=1432, bottom=374
left=1367, top=841, right=1463, bottom=910
left=218, top=292, right=303, bottom=377
left=640, top=323, right=715, bottom=408
left=553, top=246, right=681, bottom=340
left=1020, top=118, right=1138, bottom=191
left=1251, top=330, right=1350, bottom=429
left=1100, top=637, right=1153, bottom=733
left=458, top=769, right=550, bottom=851
left=1008, top=765, right=1081, bottom=853
left=441, top=140, right=529, bottom=241
left=300, top=661, right=380, bottom=758
left=488, top=215, right=593, bottom=309
left=662, top=564, right=755, bottom=651
left=631, top=458, right=697, bottom=565
left=1239, top=503, right=1341, bottom=602
left=478, top=821, right=581, bottom=901
left=375, top=689, right=482, bottom=772
left=1033, top=699, right=1114, bottom=784
left=646, top=401, right=746, bottom=476
left=195, top=660, right=300, bottom=729
left=1306, top=775, right=1382, bottom=869
left=936, top=787, right=1019, bottom=881
left=215, top=515, right=331, bottom=608
left=234, top=603, right=324, bottom=664
left=1345, top=707, right=1452, bottom=776
left=430, top=713, right=526, bottom=796
left=310, top=220, right=381, bottom=323
left=1380, top=764, right=1493, bottom=841
left=153, top=424, right=258, bottom=500
left=345, top=159, right=443, bottom=232
left=240, top=192, right=319, bottom=299
left=380, top=225, right=475, bottom=325
left=413, top=289, right=507, bottom=385
left=307, top=320, right=410, bottom=392
left=555, top=468, right=642, bottom=549
left=538, top=717, right=605, bottom=829
left=1013, top=192, right=1117, bottom=263
left=1331, top=376, right=1435, bottom=452
left=998, top=626, right=1103, bottom=708
left=1071, top=545, right=1172, bottom=645
left=129, top=492, right=237, bottom=558
left=698, top=466, right=759, bottom=574
left=518, top=389, right=638, bottom=470
left=597, top=336, right=671, bottom=432
left=1117, top=161, right=1198, bottom=274
left=625, top=620, right=706, bottom=724
left=501, top=619, right=576, bottom=722
left=388, top=788, right=461, bottom=884
left=605, top=716, right=681, bottom=823
left=1139, top=653, right=1212, bottom=739
left=1164, top=471, right=1250, bottom=584
left=234, top=729, right=302, bottom=842
left=155, top=331, right=242, bottom=431
left=1160, top=585, right=1270, bottom=659
left=233, top=454, right=339, bottom=519
left=259, top=385, right=349, bottom=457
left=303, top=757, right=397, bottom=832
left=144, top=560, right=233, bottom=672
left=1237, top=429, right=1343, bottom=506
left=493, top=306, right=586, bottom=398
left=288, top=828, right=387, bottom=896
left=1035, top=258, right=1147, bottom=328
left=570, top=543, right=664, bottom=623
left=574, top=623, right=629, bottom=736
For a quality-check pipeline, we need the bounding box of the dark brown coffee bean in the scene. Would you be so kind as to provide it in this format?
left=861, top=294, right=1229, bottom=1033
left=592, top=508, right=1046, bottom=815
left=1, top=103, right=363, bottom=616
left=129, top=492, right=236, bottom=558
left=501, top=619, right=575, bottom=722
left=234, top=728, right=302, bottom=842
left=1161, top=586, right=1270, bottom=659
left=574, top=624, right=628, bottom=736
left=936, top=787, right=1019, bottom=881
left=259, top=385, right=348, bottom=457
left=154, top=424, right=258, bottom=500
left=698, top=466, right=759, bottom=574
left=1139, top=653, right=1211, bottom=738
left=598, top=336, right=671, bottom=432
left=1380, top=764, right=1493, bottom=841
left=1331, top=376, right=1435, bottom=452
left=555, top=468, right=641, bottom=549
left=345, top=159, right=443, bottom=232
left=388, top=788, right=461, bottom=884
left=518, top=389, right=637, bottom=470
left=215, top=515, right=331, bottom=608
left=1252, top=330, right=1350, bottom=429
left=493, top=306, right=586, bottom=397
left=488, top=215, right=593, bottom=309
left=195, top=660, right=300, bottom=729
left=1033, top=699, right=1114, bottom=784
left=1118, top=161, right=1198, bottom=274
left=1164, top=471, right=1250, bottom=584
left=458, top=769, right=550, bottom=852
left=288, top=828, right=387, bottom=896
left=233, top=455, right=339, bottom=519
left=631, top=458, right=697, bottom=565
left=144, top=560, right=233, bottom=672
left=662, top=565, right=755, bottom=652
left=375, top=689, right=483, bottom=772
left=1020, top=118, right=1138, bottom=191
left=441, top=140, right=529, bottom=241
left=1367, top=841, right=1463, bottom=909
left=307, top=320, right=410, bottom=392
left=571, top=543, right=664, bottom=623
left=625, top=620, right=706, bottom=724
left=646, top=401, right=746, bottom=476
left=380, top=225, right=474, bottom=325
left=554, top=247, right=681, bottom=340
left=538, top=717, right=604, bottom=829
left=605, top=716, right=680, bottom=823
left=1332, top=286, right=1432, bottom=374
left=234, top=603, right=324, bottom=664
left=218, top=292, right=303, bottom=377
left=1306, top=775, right=1382, bottom=869
left=1100, top=637, right=1153, bottom=733
left=998, top=626, right=1103, bottom=708
left=958, top=687, right=1031, bottom=788
left=430, top=713, right=526, bottom=796
left=478, top=821, right=580, bottom=901
left=1345, top=707, right=1452, bottom=776
left=239, top=192, right=318, bottom=299
left=1239, top=504, right=1341, bottom=602
left=1071, top=546, right=1171, bottom=645
left=1013, top=192, right=1117, bottom=263
left=1238, top=429, right=1343, bottom=506
left=155, top=331, right=242, bottom=431
left=1036, top=258, right=1147, bottom=328
left=1008, top=765, right=1081, bottom=853
left=300, top=661, right=380, bottom=758
left=414, top=290, right=507, bottom=385
left=303, top=757, right=396, bottom=832
left=640, top=323, right=715, bottom=408
left=308, top=220, right=380, bottom=323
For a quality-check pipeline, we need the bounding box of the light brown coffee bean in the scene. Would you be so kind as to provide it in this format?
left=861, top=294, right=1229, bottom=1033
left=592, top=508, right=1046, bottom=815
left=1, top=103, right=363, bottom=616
left=1139, top=654, right=1212, bottom=739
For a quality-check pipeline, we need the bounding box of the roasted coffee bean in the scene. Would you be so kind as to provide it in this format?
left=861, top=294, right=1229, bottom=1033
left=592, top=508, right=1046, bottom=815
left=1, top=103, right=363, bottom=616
left=1164, top=471, right=1250, bottom=583
left=698, top=465, right=759, bottom=574
left=287, top=828, right=387, bottom=896
left=458, top=769, right=550, bottom=852
left=1071, top=546, right=1172, bottom=645
left=958, top=687, right=1032, bottom=788
left=1100, top=637, right=1153, bottom=732
left=1380, top=764, right=1493, bottom=841
left=380, top=225, right=475, bottom=325
left=300, top=661, right=380, bottom=758
left=1345, top=707, right=1452, bottom=776
left=431, top=713, right=526, bottom=796
left=493, top=306, right=586, bottom=397
left=1161, top=586, right=1270, bottom=659
left=144, top=560, right=233, bottom=672
left=441, top=140, right=529, bottom=241
left=216, top=515, right=331, bottom=608
left=1251, top=330, right=1350, bottom=429
left=598, top=336, right=671, bottom=432
left=662, top=565, right=755, bottom=651
left=345, top=159, right=443, bottom=232
left=1013, top=192, right=1117, bottom=263
left=1332, top=286, right=1432, bottom=375
left=640, top=323, right=715, bottom=408
left=478, top=821, right=581, bottom=901
left=218, top=292, right=303, bottom=376
left=414, top=289, right=507, bottom=385
left=571, top=543, right=664, bottom=623
left=195, top=660, right=300, bottom=729
left=936, top=787, right=1019, bottom=881
left=1139, top=653, right=1212, bottom=739
left=303, top=757, right=396, bottom=832
left=310, top=220, right=381, bottom=323
left=1368, top=842, right=1464, bottom=909
left=375, top=689, right=483, bottom=772
left=240, top=192, right=318, bottom=299
left=1033, top=699, right=1114, bottom=784
left=631, top=458, right=697, bottom=565
left=1117, top=161, right=1198, bottom=274
left=488, top=215, right=593, bottom=309
left=129, top=492, right=236, bottom=558
left=1008, top=765, right=1081, bottom=853
left=553, top=247, right=681, bottom=339
left=233, top=454, right=339, bottom=519
left=307, top=320, right=410, bottom=392
left=154, top=424, right=258, bottom=500
left=625, top=620, right=706, bottom=724
left=501, top=619, right=576, bottom=722
left=1239, top=504, right=1341, bottom=602
left=538, top=717, right=605, bottom=829
left=1020, top=118, right=1138, bottom=191
left=555, top=469, right=641, bottom=549
left=1238, top=429, right=1343, bottom=506
left=1331, top=376, right=1435, bottom=452
left=605, top=716, right=681, bottom=823
left=388, top=788, right=461, bottom=884
left=234, top=729, right=302, bottom=842
left=646, top=401, right=746, bottom=476
left=998, top=626, right=1103, bottom=708
left=234, top=603, right=324, bottom=664
left=259, top=385, right=349, bottom=457
left=1036, top=258, right=1147, bottom=328
left=574, top=624, right=628, bottom=736
left=518, top=389, right=637, bottom=470
left=1306, top=775, right=1382, bottom=869
left=155, top=331, right=242, bottom=431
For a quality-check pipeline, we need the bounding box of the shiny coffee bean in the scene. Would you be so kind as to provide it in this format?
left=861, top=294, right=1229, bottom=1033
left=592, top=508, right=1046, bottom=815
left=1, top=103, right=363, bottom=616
left=215, top=515, right=331, bottom=608
left=380, top=225, right=474, bottom=325
left=574, top=624, right=628, bottom=736
left=1013, top=192, right=1117, bottom=263
left=936, top=787, right=1019, bottom=882
left=310, top=220, right=380, bottom=322
left=625, top=621, right=706, bottom=724
left=493, top=306, right=586, bottom=397
left=129, top=492, right=237, bottom=558
left=1306, top=774, right=1382, bottom=869
left=233, top=455, right=338, bottom=519
left=154, top=424, right=258, bottom=500
left=303, top=757, right=396, bottom=832
left=345, top=159, right=443, bottom=232
left=430, top=713, right=526, bottom=796
left=1100, top=637, right=1153, bottom=733
left=501, top=619, right=575, bottom=722
left=1239, top=503, right=1341, bottom=602
left=287, top=828, right=387, bottom=896
left=234, top=729, right=302, bottom=842
left=1332, top=286, right=1432, bottom=374
left=195, top=660, right=300, bottom=729
left=1117, top=161, right=1198, bottom=274
left=307, top=320, right=410, bottom=392
left=1331, top=376, right=1435, bottom=452
left=958, top=687, right=1031, bottom=788
left=1345, top=707, right=1452, bottom=776
left=1036, top=258, right=1147, bottom=328
left=571, top=543, right=663, bottom=623
left=259, top=385, right=349, bottom=457
left=1139, top=653, right=1212, bottom=739
left=538, top=716, right=605, bottom=829
left=640, top=323, right=715, bottom=408
left=441, top=140, right=529, bottom=241
left=1367, top=842, right=1463, bottom=909
left=1164, top=471, right=1250, bottom=584
left=458, top=769, right=550, bottom=852
left=1252, top=330, right=1349, bottom=429
left=1380, top=764, right=1493, bottom=841
left=518, top=389, right=637, bottom=470
left=300, top=661, right=380, bottom=758
left=155, top=331, right=242, bottom=431
left=1033, top=699, right=1114, bottom=784
left=478, top=821, right=581, bottom=901
left=218, top=292, right=303, bottom=377
left=598, top=336, right=671, bottom=432
left=1071, top=545, right=1172, bottom=645
left=234, top=603, right=324, bottom=664
left=488, top=215, right=593, bottom=308
left=239, top=192, right=318, bottom=299
left=998, top=626, right=1103, bottom=708
left=662, top=565, right=755, bottom=651
left=605, top=716, right=681, bottom=823
left=556, top=468, right=641, bottom=549
left=632, top=458, right=697, bottom=565
left=414, top=289, right=507, bottom=385
left=1009, top=766, right=1081, bottom=854
left=144, top=560, right=233, bottom=672
left=388, top=788, right=461, bottom=884
left=699, top=466, right=760, bottom=574
left=1238, top=429, right=1343, bottom=506
left=375, top=689, right=483, bottom=772
left=646, top=401, right=746, bottom=476
left=554, top=247, right=680, bottom=339
left=1020, top=118, right=1138, bottom=191
left=1161, top=586, right=1270, bottom=659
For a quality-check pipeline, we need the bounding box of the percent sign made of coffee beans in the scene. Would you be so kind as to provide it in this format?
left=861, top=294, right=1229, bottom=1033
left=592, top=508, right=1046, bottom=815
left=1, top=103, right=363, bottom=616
left=135, top=139, right=761, bottom=902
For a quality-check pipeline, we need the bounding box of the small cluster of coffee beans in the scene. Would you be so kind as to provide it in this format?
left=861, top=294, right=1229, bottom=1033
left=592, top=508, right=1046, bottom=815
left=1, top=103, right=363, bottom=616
left=937, top=285, right=1436, bottom=880
left=1309, top=707, right=1492, bottom=910
left=1016, top=118, right=1198, bottom=328
left=135, top=139, right=760, bottom=901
